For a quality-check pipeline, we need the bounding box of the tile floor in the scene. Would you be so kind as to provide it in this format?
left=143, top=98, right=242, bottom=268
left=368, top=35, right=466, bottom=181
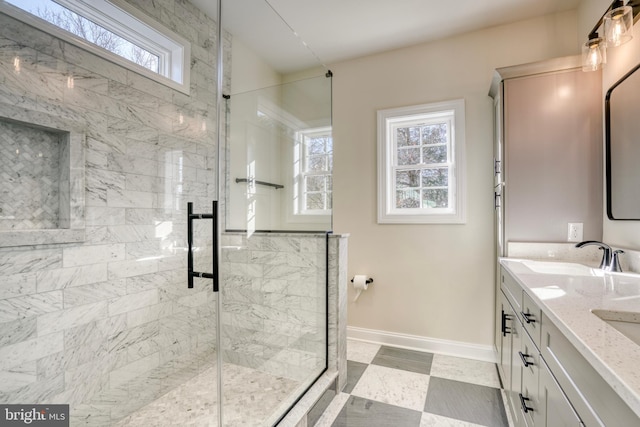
left=115, top=362, right=302, bottom=427
left=314, top=340, right=510, bottom=427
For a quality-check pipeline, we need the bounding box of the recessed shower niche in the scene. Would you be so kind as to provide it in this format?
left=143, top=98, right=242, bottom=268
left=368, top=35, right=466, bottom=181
left=0, top=109, right=85, bottom=247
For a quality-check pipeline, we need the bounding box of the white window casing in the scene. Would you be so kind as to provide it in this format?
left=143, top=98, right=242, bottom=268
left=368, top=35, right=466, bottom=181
left=377, top=99, right=466, bottom=224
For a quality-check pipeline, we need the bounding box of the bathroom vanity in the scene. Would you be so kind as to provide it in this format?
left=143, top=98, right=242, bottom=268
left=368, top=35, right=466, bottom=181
left=498, top=259, right=640, bottom=426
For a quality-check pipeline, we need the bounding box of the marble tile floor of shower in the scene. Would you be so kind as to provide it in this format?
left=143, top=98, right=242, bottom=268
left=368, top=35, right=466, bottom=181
left=314, top=340, right=510, bottom=427
left=114, top=362, right=301, bottom=427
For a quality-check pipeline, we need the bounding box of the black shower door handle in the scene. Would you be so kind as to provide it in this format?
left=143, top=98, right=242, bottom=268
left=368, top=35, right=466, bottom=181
left=187, top=201, right=219, bottom=292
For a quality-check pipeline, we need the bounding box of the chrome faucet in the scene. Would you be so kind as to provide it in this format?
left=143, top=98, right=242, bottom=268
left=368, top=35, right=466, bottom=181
left=574, top=241, right=624, bottom=272
left=609, top=250, right=625, bottom=273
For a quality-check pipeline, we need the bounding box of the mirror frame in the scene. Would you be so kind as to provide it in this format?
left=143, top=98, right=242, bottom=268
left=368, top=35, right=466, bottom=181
left=605, top=61, right=640, bottom=220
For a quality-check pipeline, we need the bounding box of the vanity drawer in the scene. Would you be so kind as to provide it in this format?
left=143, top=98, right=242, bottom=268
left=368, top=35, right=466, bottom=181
left=537, top=358, right=583, bottom=427
left=541, top=313, right=638, bottom=426
left=520, top=291, right=541, bottom=348
left=520, top=331, right=540, bottom=427
left=501, top=267, right=522, bottom=311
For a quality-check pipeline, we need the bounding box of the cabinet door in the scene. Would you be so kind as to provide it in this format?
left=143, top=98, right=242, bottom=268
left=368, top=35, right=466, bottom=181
left=493, top=87, right=505, bottom=256
left=497, top=292, right=511, bottom=382
left=499, top=292, right=526, bottom=427
left=538, top=361, right=583, bottom=427
left=503, top=69, right=602, bottom=243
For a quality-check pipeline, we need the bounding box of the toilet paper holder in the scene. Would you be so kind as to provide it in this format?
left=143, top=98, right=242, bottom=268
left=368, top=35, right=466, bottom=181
left=351, top=276, right=373, bottom=302
left=351, top=277, right=374, bottom=284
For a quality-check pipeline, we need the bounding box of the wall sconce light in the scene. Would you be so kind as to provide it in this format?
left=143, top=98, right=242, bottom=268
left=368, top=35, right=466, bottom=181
left=582, top=0, right=639, bottom=71
left=582, top=33, right=606, bottom=71
left=604, top=0, right=634, bottom=46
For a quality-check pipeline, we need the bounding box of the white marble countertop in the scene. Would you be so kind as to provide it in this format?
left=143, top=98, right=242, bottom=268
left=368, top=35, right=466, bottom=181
left=500, top=258, right=640, bottom=418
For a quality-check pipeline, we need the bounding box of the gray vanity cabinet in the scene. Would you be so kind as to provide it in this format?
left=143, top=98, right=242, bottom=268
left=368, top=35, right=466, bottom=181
left=491, top=55, right=606, bottom=426
left=499, top=267, right=578, bottom=426
left=491, top=56, right=603, bottom=425
left=499, top=273, right=532, bottom=427
left=537, top=361, right=583, bottom=427
left=499, top=266, right=640, bottom=427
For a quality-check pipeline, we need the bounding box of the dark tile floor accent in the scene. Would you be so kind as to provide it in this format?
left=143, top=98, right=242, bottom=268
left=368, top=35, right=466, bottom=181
left=307, top=385, right=337, bottom=426
left=315, top=342, right=511, bottom=426
left=332, top=395, right=422, bottom=427
left=424, top=377, right=509, bottom=426
left=371, top=345, right=433, bottom=374
left=344, top=360, right=367, bottom=394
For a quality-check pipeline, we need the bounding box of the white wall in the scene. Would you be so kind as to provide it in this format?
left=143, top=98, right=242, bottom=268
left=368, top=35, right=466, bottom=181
left=230, top=38, right=281, bottom=95
left=330, top=11, right=579, bottom=346
left=579, top=0, right=640, bottom=250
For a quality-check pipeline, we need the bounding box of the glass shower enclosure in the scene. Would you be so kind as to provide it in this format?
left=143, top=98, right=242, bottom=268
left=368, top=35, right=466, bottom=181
left=0, top=0, right=332, bottom=425
left=219, top=73, right=333, bottom=425
left=214, top=0, right=334, bottom=423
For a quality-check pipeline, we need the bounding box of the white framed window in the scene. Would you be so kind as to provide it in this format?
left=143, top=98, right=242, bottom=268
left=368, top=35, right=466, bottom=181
left=294, top=127, right=332, bottom=216
left=377, top=99, right=466, bottom=224
left=1, top=0, right=190, bottom=93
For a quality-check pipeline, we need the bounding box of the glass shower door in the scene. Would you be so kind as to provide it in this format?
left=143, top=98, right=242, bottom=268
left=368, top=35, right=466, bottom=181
left=218, top=73, right=332, bottom=425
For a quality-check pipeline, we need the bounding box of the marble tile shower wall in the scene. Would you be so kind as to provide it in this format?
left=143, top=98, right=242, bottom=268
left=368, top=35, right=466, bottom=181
left=220, top=233, right=328, bottom=382
left=0, top=1, right=228, bottom=425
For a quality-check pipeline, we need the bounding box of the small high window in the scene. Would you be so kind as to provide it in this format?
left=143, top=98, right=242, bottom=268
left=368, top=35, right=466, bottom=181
left=2, top=0, right=190, bottom=93
left=377, top=99, right=466, bottom=224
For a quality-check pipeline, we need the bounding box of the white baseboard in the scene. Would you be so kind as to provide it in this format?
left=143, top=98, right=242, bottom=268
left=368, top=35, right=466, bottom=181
left=347, top=326, right=497, bottom=363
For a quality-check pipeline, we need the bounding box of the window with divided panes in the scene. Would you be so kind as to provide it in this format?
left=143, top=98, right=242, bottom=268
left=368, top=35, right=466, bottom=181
left=300, top=128, right=332, bottom=214
left=378, top=99, right=465, bottom=223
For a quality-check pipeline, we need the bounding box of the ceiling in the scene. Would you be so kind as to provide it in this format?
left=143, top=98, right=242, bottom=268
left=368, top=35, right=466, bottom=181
left=190, top=0, right=581, bottom=73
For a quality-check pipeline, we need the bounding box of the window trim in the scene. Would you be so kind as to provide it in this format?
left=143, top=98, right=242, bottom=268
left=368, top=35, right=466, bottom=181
left=0, top=0, right=191, bottom=94
left=377, top=99, right=466, bottom=224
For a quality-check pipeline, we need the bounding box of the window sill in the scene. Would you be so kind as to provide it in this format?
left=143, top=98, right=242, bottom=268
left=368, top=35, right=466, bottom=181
left=378, top=211, right=466, bottom=224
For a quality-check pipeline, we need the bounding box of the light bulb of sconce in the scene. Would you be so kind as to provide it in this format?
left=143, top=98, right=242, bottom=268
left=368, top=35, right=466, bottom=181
left=582, top=34, right=606, bottom=71
left=604, top=2, right=633, bottom=47
left=178, top=113, right=184, bottom=125
left=67, top=76, right=74, bottom=89
left=13, top=56, right=20, bottom=73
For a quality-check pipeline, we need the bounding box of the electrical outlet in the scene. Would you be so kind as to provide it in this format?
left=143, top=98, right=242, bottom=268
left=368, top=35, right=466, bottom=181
left=568, top=223, right=583, bottom=242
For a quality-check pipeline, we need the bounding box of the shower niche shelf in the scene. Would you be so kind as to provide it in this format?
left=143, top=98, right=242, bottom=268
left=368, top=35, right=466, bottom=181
left=0, top=107, right=85, bottom=247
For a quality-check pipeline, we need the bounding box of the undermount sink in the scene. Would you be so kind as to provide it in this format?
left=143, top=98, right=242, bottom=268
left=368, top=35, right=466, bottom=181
left=521, top=260, right=597, bottom=276
left=592, top=309, right=640, bottom=346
